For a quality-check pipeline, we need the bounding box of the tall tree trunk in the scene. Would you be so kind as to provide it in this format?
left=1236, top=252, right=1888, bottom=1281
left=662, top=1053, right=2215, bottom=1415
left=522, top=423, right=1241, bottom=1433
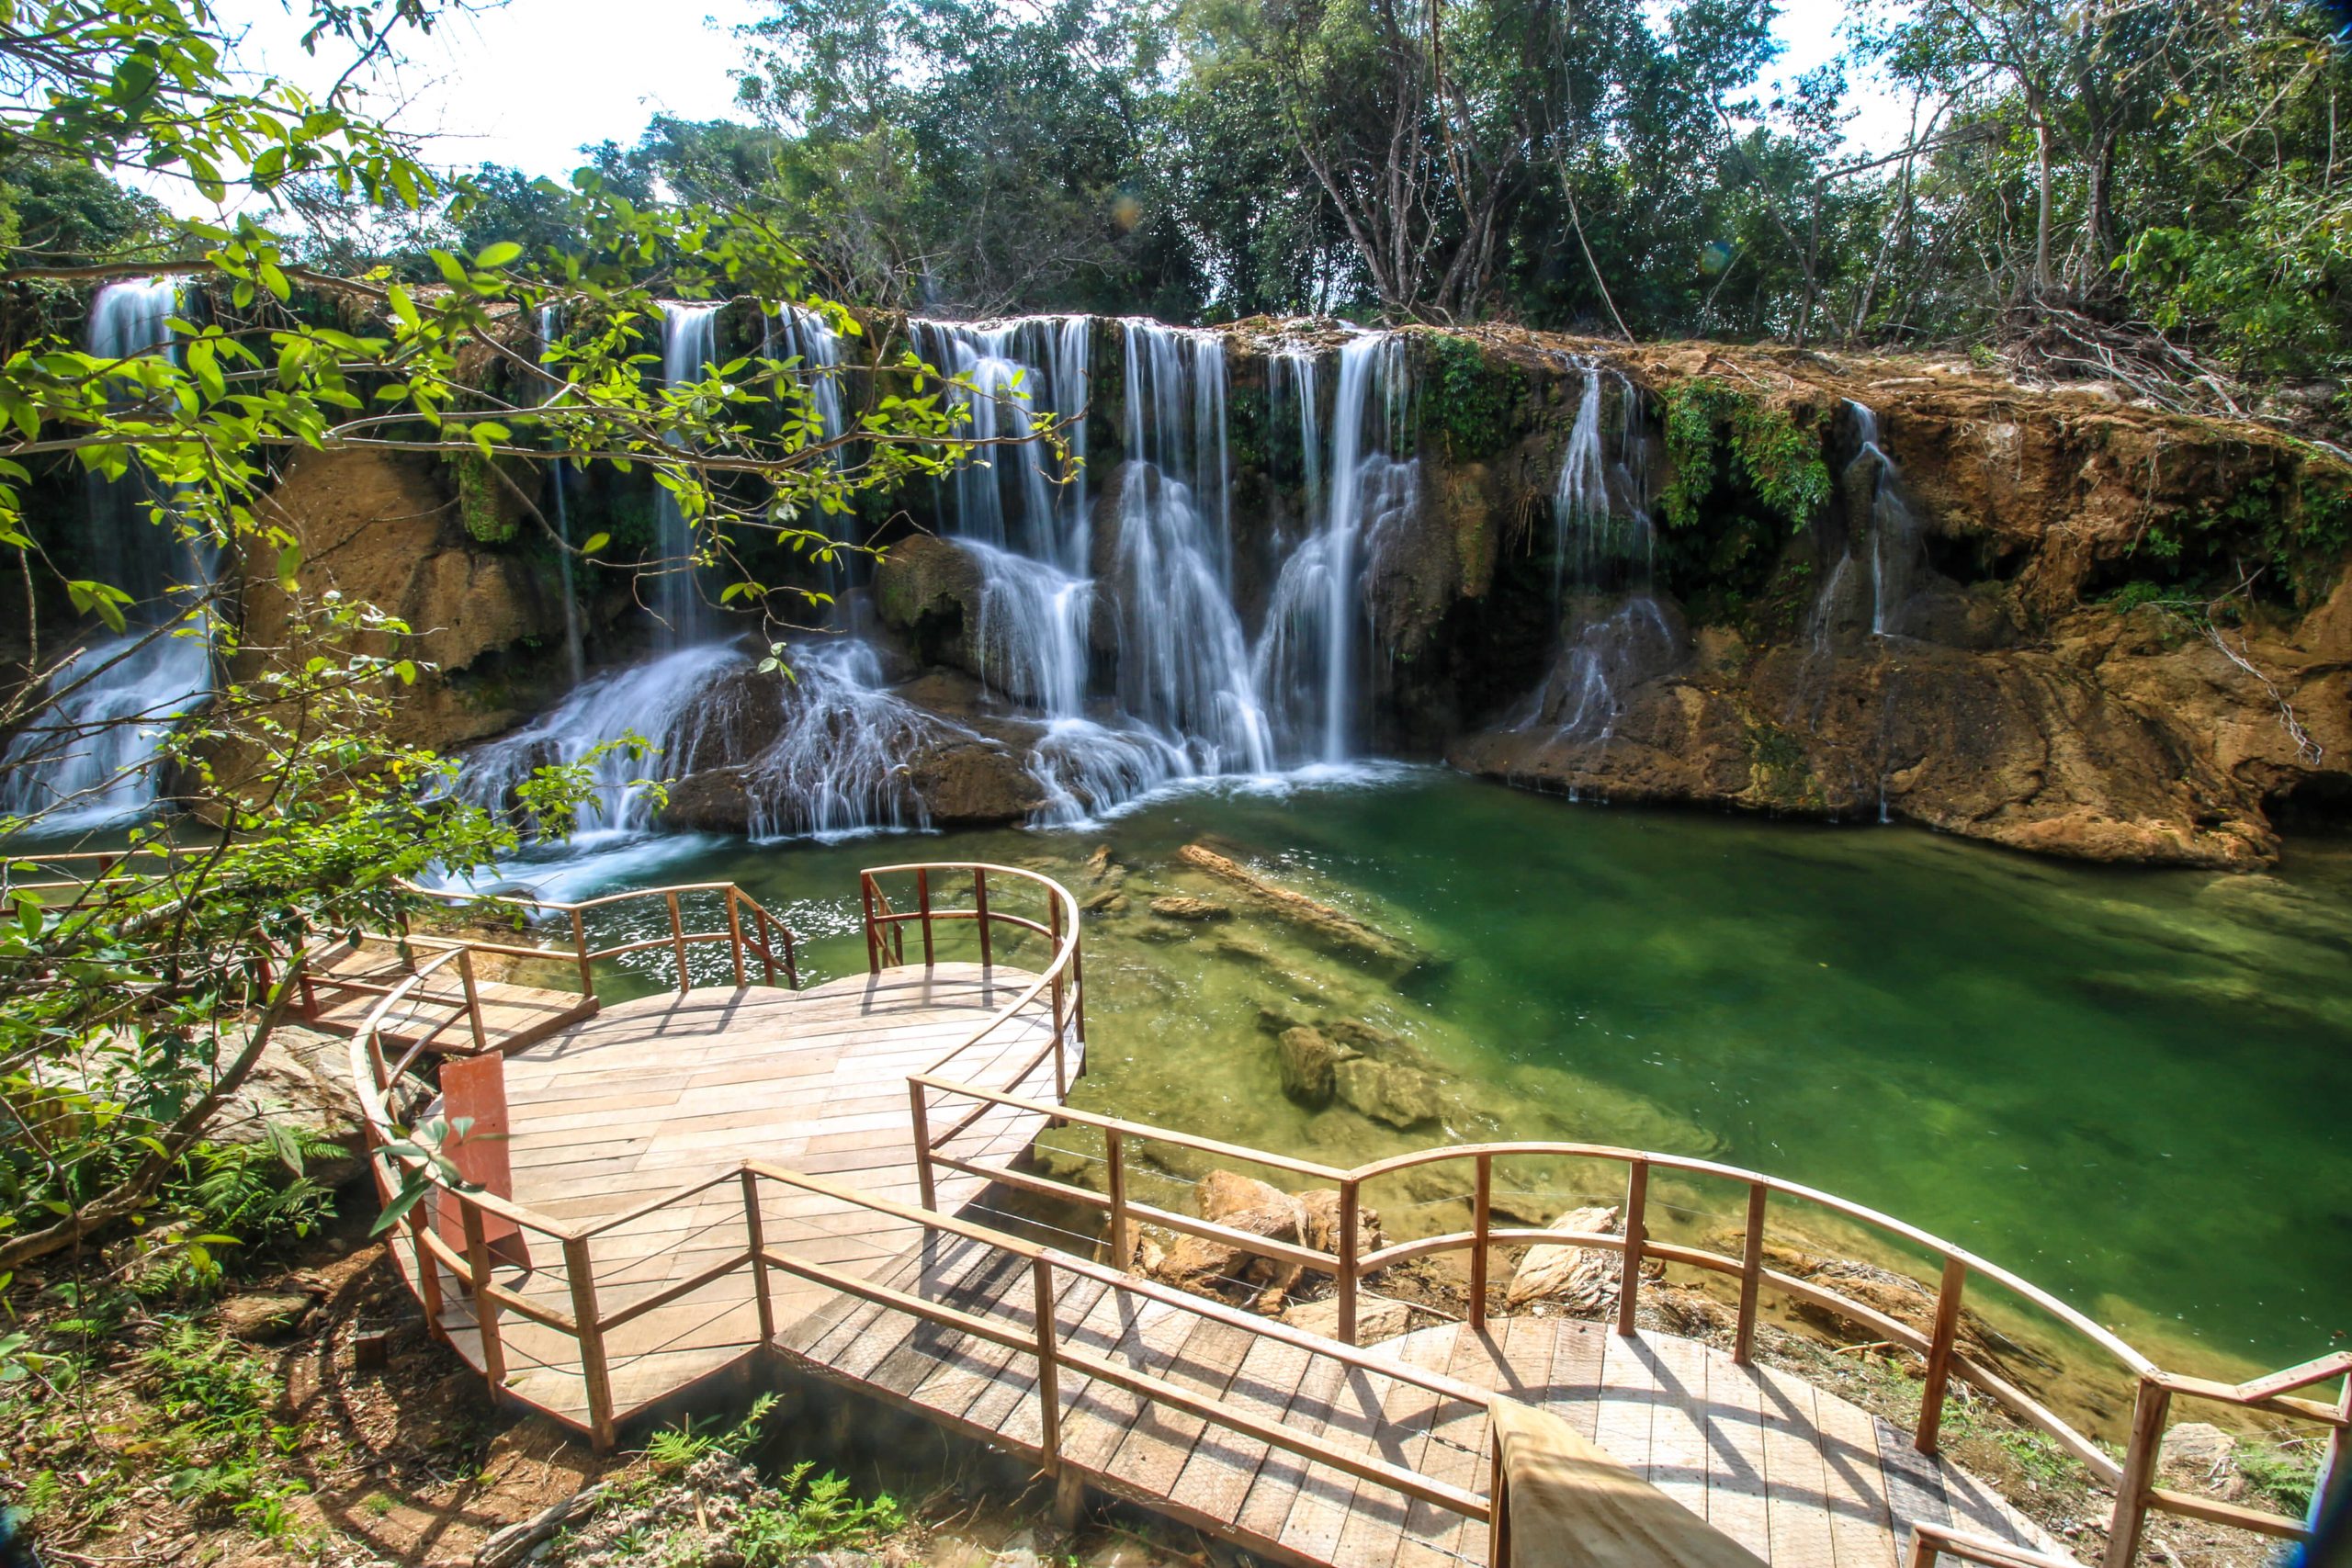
left=2031, top=96, right=2055, bottom=296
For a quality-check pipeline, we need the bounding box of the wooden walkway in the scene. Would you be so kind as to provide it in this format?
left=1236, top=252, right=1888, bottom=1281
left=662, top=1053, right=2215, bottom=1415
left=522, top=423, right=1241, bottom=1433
left=407, top=963, right=1066, bottom=1427
left=303, top=938, right=592, bottom=1055
left=775, top=1228, right=2064, bottom=1568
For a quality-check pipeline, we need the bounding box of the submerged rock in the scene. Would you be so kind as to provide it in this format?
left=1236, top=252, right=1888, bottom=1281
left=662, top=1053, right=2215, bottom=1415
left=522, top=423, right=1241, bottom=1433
left=1148, top=895, right=1229, bottom=922
left=1276, top=1024, right=1358, bottom=1106
left=1331, top=1056, right=1441, bottom=1130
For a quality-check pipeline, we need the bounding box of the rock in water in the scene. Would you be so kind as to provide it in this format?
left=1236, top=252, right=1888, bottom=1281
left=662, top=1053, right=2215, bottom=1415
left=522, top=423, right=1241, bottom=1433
left=1148, top=894, right=1229, bottom=921
left=1174, top=843, right=1426, bottom=973
left=1505, top=1204, right=1623, bottom=1312
left=1277, top=1025, right=1358, bottom=1106
left=1332, top=1056, right=1441, bottom=1129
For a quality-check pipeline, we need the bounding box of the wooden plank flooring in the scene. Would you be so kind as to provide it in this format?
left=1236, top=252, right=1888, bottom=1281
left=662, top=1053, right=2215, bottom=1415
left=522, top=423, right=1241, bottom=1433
left=775, top=1263, right=2075, bottom=1568
left=413, top=963, right=1068, bottom=1427
left=303, top=939, right=594, bottom=1054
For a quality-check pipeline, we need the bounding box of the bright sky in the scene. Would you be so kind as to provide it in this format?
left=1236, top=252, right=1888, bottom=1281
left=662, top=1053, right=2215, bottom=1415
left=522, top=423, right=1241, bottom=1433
left=156, top=0, right=1912, bottom=220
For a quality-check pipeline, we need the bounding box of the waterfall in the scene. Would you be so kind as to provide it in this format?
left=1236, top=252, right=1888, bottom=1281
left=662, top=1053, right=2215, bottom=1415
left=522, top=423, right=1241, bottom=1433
left=1517, top=362, right=1670, bottom=743
left=768, top=303, right=857, bottom=619
left=0, top=278, right=213, bottom=829
left=1112, top=321, right=1271, bottom=773
left=539, top=305, right=585, bottom=685
left=744, top=641, right=974, bottom=841
left=1848, top=400, right=1924, bottom=638
left=453, top=637, right=968, bottom=851
left=963, top=539, right=1092, bottom=716
left=911, top=317, right=1265, bottom=817
left=1271, top=350, right=1325, bottom=534
left=1255, top=333, right=1415, bottom=763
left=455, top=643, right=749, bottom=840
left=910, top=315, right=1089, bottom=568
left=652, top=302, right=724, bottom=647
left=769, top=303, right=846, bottom=454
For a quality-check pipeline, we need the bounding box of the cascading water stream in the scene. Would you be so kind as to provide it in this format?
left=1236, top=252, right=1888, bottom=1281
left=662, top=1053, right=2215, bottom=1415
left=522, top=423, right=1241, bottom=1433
left=769, top=303, right=857, bottom=620
left=1112, top=321, right=1271, bottom=774
left=456, top=643, right=749, bottom=841
left=0, top=278, right=215, bottom=829
left=1255, top=333, right=1416, bottom=764
left=652, top=302, right=724, bottom=647
left=1517, top=363, right=1671, bottom=745
left=911, top=316, right=1090, bottom=568
left=744, top=640, right=979, bottom=841
left=1850, top=400, right=1924, bottom=638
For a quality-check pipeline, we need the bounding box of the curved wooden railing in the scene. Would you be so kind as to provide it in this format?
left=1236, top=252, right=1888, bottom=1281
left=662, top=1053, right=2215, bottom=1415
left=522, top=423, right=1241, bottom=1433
left=862, top=862, right=1089, bottom=1207
left=904, top=1085, right=2349, bottom=1568
left=401, top=878, right=799, bottom=994
left=349, top=864, right=1087, bottom=1452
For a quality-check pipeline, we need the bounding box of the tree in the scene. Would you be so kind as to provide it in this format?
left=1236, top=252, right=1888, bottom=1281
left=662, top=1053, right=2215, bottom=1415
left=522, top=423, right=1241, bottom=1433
left=0, top=0, right=981, bottom=1276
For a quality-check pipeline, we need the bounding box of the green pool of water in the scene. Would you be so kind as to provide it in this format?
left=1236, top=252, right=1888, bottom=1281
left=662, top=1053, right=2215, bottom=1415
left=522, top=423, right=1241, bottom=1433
left=523, top=767, right=2352, bottom=1382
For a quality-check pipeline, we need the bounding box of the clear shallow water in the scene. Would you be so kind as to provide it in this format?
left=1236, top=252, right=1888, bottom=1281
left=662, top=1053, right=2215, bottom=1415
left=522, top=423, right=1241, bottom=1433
left=486, top=767, right=2352, bottom=1382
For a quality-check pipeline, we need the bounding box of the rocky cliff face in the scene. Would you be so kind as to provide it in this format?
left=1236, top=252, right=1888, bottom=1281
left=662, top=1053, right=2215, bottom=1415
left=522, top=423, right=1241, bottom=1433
left=238, top=446, right=578, bottom=751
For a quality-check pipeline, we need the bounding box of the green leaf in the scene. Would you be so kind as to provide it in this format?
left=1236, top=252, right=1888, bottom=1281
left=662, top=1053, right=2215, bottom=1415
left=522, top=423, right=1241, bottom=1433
left=474, top=241, right=524, bottom=269
left=277, top=543, right=304, bottom=594
left=580, top=531, right=609, bottom=554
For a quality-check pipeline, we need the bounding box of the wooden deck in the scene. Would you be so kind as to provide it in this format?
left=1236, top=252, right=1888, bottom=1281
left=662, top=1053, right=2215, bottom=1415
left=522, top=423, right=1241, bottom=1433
left=303, top=938, right=593, bottom=1055
left=405, top=962, right=1067, bottom=1427
left=773, top=1226, right=2063, bottom=1568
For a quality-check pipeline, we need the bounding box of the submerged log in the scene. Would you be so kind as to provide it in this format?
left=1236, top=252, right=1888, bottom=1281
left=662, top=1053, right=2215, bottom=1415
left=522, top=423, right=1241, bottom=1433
left=1175, top=843, right=1425, bottom=973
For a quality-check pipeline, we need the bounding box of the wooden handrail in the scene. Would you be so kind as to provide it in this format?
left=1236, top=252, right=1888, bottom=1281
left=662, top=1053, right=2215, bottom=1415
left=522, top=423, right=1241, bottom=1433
left=1906, top=1522, right=2083, bottom=1568
left=870, top=864, right=1088, bottom=1183
left=898, top=1090, right=2347, bottom=1562
left=737, top=1165, right=1495, bottom=1535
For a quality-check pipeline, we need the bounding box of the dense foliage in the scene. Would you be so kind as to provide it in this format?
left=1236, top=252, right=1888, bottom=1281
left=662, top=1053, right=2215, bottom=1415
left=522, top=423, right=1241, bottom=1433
left=677, top=0, right=2352, bottom=390
left=0, top=0, right=981, bottom=1284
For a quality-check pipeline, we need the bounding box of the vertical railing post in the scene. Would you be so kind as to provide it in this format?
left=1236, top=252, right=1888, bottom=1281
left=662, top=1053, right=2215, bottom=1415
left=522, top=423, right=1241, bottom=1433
left=459, top=1201, right=506, bottom=1387
left=563, top=1235, right=617, bottom=1453
left=1914, top=1258, right=1968, bottom=1455
left=2313, top=1371, right=2351, bottom=1538
left=1616, top=1159, right=1648, bottom=1337
left=570, top=908, right=594, bottom=1000
left=457, top=948, right=488, bottom=1053
left=725, top=887, right=747, bottom=988
left=1070, top=938, right=1087, bottom=1048
left=1735, top=1181, right=1768, bottom=1364
left=1032, top=1256, right=1062, bottom=1468
left=406, top=1189, right=443, bottom=1329
left=916, top=868, right=934, bottom=968
left=753, top=905, right=778, bottom=987
left=2102, top=1374, right=2174, bottom=1568
left=1049, top=894, right=1069, bottom=1100
left=1105, top=1126, right=1129, bottom=1269
left=974, top=869, right=993, bottom=968
left=1469, top=1153, right=1492, bottom=1331
left=909, top=1081, right=937, bottom=1211
left=665, top=890, right=689, bottom=993
left=861, top=874, right=882, bottom=975
left=741, top=1168, right=775, bottom=1345
left=783, top=918, right=800, bottom=988
left=1337, top=1177, right=1362, bottom=1346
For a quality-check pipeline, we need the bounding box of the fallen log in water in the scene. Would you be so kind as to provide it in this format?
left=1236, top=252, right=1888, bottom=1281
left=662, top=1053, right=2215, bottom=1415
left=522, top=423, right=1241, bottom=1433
left=1175, top=842, right=1427, bottom=974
